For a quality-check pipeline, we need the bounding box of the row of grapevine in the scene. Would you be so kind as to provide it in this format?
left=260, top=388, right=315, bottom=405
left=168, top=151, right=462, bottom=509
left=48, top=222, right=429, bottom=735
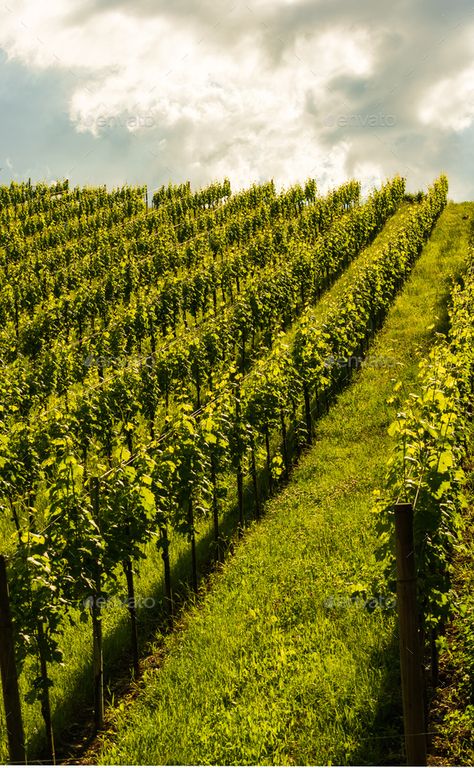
left=0, top=180, right=69, bottom=208
left=1, top=196, right=146, bottom=253
left=374, top=238, right=473, bottom=658
left=0, top=176, right=447, bottom=763
left=0, top=181, right=372, bottom=419
left=0, top=179, right=339, bottom=351
left=151, top=181, right=192, bottom=206
left=0, top=177, right=229, bottom=268
left=152, top=178, right=231, bottom=214
left=0, top=184, right=147, bottom=240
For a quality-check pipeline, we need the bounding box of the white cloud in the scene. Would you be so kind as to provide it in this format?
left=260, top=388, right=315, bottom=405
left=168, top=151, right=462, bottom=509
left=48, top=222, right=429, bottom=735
left=0, top=0, right=473, bottom=198
left=3, top=3, right=369, bottom=190
left=419, top=64, right=474, bottom=132
left=65, top=22, right=374, bottom=136
left=0, top=0, right=377, bottom=192
left=351, top=161, right=386, bottom=197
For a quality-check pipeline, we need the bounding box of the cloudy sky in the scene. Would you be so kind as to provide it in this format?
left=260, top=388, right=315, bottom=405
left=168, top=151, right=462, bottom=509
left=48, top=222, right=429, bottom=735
left=0, top=0, right=473, bottom=199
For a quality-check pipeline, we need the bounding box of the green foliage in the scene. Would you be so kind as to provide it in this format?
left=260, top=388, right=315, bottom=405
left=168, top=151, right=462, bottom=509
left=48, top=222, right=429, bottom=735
left=94, top=199, right=472, bottom=766
left=0, top=173, right=454, bottom=762
left=375, top=239, right=473, bottom=630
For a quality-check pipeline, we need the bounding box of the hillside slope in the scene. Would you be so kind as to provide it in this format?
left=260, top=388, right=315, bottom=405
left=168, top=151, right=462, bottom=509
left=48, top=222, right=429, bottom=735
left=94, top=203, right=473, bottom=766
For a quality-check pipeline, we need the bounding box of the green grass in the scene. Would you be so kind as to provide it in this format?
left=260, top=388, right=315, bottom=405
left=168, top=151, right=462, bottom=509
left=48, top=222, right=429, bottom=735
left=0, top=201, right=470, bottom=764
left=306, top=201, right=414, bottom=327
left=90, top=201, right=473, bottom=766
left=0, top=200, right=412, bottom=763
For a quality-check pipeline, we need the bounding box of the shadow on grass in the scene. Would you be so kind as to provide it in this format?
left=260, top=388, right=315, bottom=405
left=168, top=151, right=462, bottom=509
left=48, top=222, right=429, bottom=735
left=332, top=262, right=469, bottom=767
left=27, top=217, right=468, bottom=764
left=37, top=476, right=257, bottom=763
left=347, top=632, right=404, bottom=766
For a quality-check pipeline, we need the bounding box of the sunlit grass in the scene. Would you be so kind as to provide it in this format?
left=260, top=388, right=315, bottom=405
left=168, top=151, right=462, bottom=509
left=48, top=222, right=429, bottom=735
left=91, top=203, right=473, bottom=765
left=0, top=202, right=471, bottom=764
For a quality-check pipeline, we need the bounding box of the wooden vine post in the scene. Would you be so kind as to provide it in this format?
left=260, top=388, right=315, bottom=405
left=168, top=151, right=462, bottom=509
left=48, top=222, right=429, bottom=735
left=235, top=385, right=244, bottom=533
left=210, top=454, right=222, bottom=563
left=188, top=500, right=198, bottom=592
left=37, top=620, right=55, bottom=763
left=160, top=526, right=173, bottom=622
left=123, top=558, right=139, bottom=678
left=90, top=478, right=104, bottom=730
left=0, top=555, right=26, bottom=765
left=394, top=503, right=427, bottom=766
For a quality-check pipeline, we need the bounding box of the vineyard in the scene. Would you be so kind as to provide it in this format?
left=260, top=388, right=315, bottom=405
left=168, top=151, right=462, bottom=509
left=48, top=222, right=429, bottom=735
left=0, top=175, right=472, bottom=765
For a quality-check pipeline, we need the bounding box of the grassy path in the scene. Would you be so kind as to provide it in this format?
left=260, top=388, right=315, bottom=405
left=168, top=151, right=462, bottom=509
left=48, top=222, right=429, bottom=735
left=93, top=202, right=473, bottom=766
left=0, top=202, right=412, bottom=761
